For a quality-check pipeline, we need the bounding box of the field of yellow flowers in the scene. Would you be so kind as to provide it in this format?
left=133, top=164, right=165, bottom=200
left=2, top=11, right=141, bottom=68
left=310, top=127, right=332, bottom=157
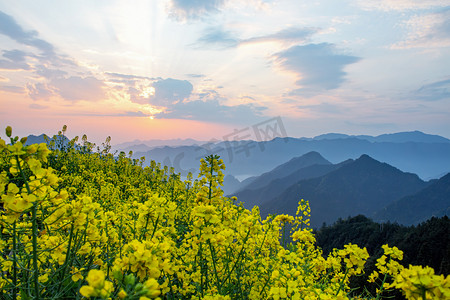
left=1, top=126, right=449, bottom=299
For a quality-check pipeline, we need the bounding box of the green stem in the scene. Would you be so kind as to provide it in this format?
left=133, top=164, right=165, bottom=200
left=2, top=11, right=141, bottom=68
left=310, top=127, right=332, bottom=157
left=12, top=221, right=17, bottom=300
left=374, top=273, right=389, bottom=300
left=150, top=215, right=160, bottom=240
left=16, top=155, right=39, bottom=299
left=336, top=267, right=349, bottom=296
left=31, top=202, right=40, bottom=299
left=221, top=229, right=251, bottom=287
left=421, top=287, right=427, bottom=300
left=207, top=240, right=221, bottom=292
left=259, top=269, right=272, bottom=297
left=199, top=241, right=204, bottom=298
left=58, top=223, right=74, bottom=294
left=375, top=257, right=393, bottom=300
left=140, top=213, right=150, bottom=241
left=256, top=227, right=269, bottom=257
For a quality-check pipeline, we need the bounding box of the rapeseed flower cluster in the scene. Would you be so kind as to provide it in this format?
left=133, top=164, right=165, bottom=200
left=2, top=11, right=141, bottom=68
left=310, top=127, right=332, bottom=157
left=392, top=265, right=450, bottom=299
left=0, top=126, right=449, bottom=299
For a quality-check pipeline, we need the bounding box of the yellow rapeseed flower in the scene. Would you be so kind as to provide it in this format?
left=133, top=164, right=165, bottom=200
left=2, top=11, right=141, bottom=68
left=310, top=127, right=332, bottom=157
left=86, top=269, right=105, bottom=289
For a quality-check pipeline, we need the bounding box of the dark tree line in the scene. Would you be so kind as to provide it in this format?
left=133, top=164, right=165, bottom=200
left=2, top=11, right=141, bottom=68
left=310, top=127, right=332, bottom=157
left=316, top=215, right=449, bottom=275
left=315, top=215, right=450, bottom=298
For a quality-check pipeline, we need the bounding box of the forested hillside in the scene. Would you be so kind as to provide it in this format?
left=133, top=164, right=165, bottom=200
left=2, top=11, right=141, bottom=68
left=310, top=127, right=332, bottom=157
left=261, top=155, right=429, bottom=227
left=316, top=215, right=450, bottom=275
left=374, top=173, right=450, bottom=225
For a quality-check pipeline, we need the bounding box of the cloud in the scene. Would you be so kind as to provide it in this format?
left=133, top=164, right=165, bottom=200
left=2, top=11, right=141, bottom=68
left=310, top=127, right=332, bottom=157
left=196, top=27, right=240, bottom=49
left=116, top=74, right=267, bottom=124
left=51, top=76, right=106, bottom=102
left=120, top=111, right=150, bottom=117
left=357, top=0, right=449, bottom=11
left=166, top=0, right=272, bottom=21
left=151, top=78, right=193, bottom=106
left=186, top=73, right=206, bottom=78
left=0, top=12, right=74, bottom=70
left=414, top=78, right=450, bottom=101
left=240, top=95, right=256, bottom=102
left=0, top=85, right=25, bottom=93
left=29, top=103, right=48, bottom=110
left=273, top=43, right=360, bottom=92
left=3, top=49, right=28, bottom=61
left=106, top=72, right=157, bottom=93
left=197, top=26, right=318, bottom=49
left=106, top=72, right=153, bottom=81
left=197, top=89, right=220, bottom=101
left=242, top=27, right=319, bottom=45
left=127, top=87, right=145, bottom=103
left=392, top=9, right=450, bottom=49
left=0, top=11, right=105, bottom=104
left=155, top=99, right=267, bottom=124
left=0, top=58, right=30, bottom=70
left=125, top=78, right=193, bottom=106
left=0, top=10, right=55, bottom=56
left=26, top=83, right=54, bottom=100
left=35, top=65, right=68, bottom=79
left=166, top=0, right=226, bottom=21
left=0, top=49, right=31, bottom=70
left=298, top=102, right=344, bottom=114
left=76, top=71, right=266, bottom=124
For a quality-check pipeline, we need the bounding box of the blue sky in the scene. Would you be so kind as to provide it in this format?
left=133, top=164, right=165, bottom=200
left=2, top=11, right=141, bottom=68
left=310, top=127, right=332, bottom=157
left=0, top=0, right=449, bottom=143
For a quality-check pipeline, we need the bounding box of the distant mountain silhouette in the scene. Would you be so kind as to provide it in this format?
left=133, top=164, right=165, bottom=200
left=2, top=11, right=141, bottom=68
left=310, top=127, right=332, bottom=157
left=112, top=138, right=203, bottom=152
left=131, top=132, right=450, bottom=180
left=233, top=163, right=348, bottom=211
left=259, top=155, right=430, bottom=228
left=313, top=131, right=450, bottom=144
left=374, top=173, right=450, bottom=225
left=364, top=131, right=450, bottom=143
left=231, top=152, right=343, bottom=209
left=27, top=130, right=450, bottom=180
left=236, top=151, right=332, bottom=192
left=120, top=143, right=153, bottom=153
left=25, top=134, right=71, bottom=148
left=222, top=175, right=241, bottom=195
left=25, top=134, right=49, bottom=145
left=313, top=133, right=354, bottom=140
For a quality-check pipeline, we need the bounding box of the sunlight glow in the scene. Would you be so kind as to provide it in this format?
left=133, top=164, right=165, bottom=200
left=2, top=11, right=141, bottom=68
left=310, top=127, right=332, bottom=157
left=139, top=87, right=156, bottom=98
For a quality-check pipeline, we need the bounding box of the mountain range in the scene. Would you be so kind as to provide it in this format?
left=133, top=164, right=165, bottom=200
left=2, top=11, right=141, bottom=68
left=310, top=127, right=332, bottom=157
left=310, top=131, right=450, bottom=144
left=374, top=173, right=450, bottom=225
left=122, top=131, right=450, bottom=181
left=111, top=138, right=203, bottom=153
left=26, top=131, right=450, bottom=180
left=230, top=151, right=449, bottom=228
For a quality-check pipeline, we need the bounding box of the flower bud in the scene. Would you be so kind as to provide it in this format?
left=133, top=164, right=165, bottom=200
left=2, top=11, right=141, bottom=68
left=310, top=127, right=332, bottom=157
left=6, top=126, right=12, bottom=137
left=134, top=283, right=143, bottom=292
left=113, top=269, right=123, bottom=281
left=124, top=273, right=135, bottom=286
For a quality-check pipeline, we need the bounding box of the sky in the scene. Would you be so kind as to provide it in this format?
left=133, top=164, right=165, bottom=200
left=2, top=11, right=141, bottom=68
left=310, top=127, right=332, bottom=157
left=0, top=0, right=449, bottom=144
